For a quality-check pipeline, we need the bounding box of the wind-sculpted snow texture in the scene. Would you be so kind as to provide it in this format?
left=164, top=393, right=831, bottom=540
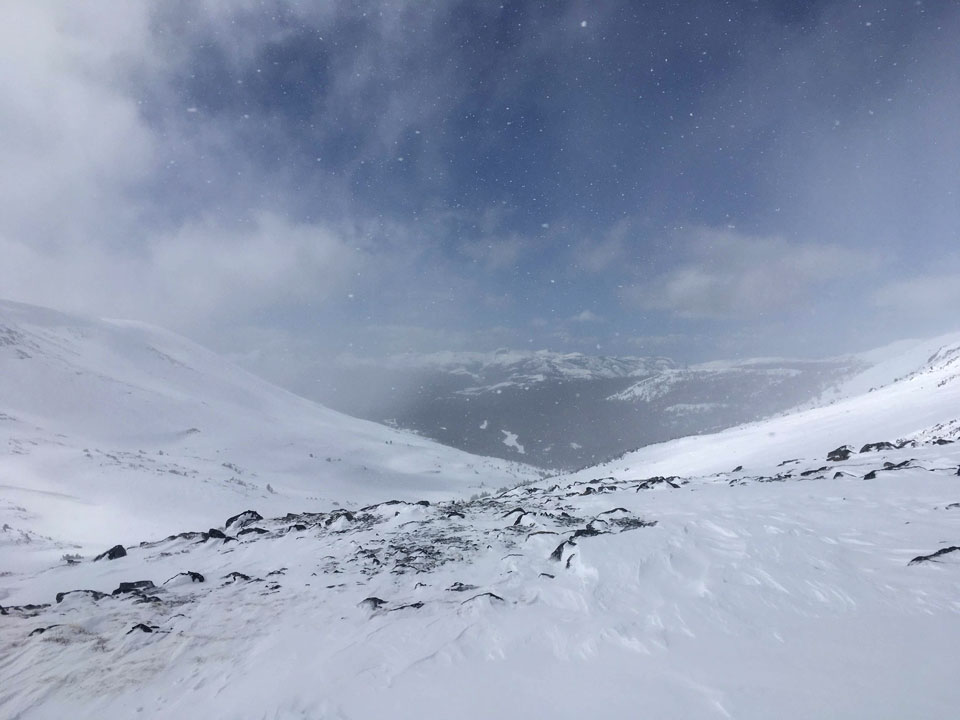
left=3, top=302, right=960, bottom=718
left=3, top=427, right=960, bottom=719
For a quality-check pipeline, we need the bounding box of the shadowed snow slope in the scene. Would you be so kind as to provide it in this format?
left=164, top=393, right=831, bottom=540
left=580, top=335, right=960, bottom=481
left=2, top=302, right=960, bottom=719
left=0, top=299, right=538, bottom=564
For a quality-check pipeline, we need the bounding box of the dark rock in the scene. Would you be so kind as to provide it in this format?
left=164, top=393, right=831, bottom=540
left=526, top=530, right=558, bottom=538
left=223, top=572, right=251, bottom=582
left=833, top=472, right=844, bottom=479
left=29, top=625, right=60, bottom=637
left=391, top=601, right=424, bottom=611
left=205, top=528, right=227, bottom=540
left=460, top=592, right=504, bottom=605
left=56, top=589, right=108, bottom=604
left=883, top=460, right=911, bottom=470
left=446, top=582, right=478, bottom=592
left=127, top=623, right=157, bottom=634
left=113, top=580, right=155, bottom=595
left=934, top=438, right=953, bottom=445
left=609, top=517, right=657, bottom=531
left=501, top=507, right=526, bottom=518
left=636, top=476, right=681, bottom=490
left=860, top=442, right=896, bottom=453
left=225, top=510, right=262, bottom=530
left=597, top=507, right=630, bottom=516
left=863, top=470, right=878, bottom=480
left=732, top=465, right=743, bottom=473
left=565, top=554, right=577, bottom=569
left=549, top=540, right=568, bottom=562
left=359, top=596, right=387, bottom=611
left=324, top=510, right=356, bottom=526
left=800, top=466, right=828, bottom=477
left=416, top=500, right=431, bottom=506
left=539, top=573, right=555, bottom=579
left=163, top=571, right=205, bottom=585
left=827, top=445, right=853, bottom=462
left=908, top=546, right=960, bottom=565
left=447, top=511, right=466, bottom=519
left=156, top=531, right=204, bottom=544
left=94, top=544, right=126, bottom=561
left=359, top=500, right=404, bottom=512
left=946, top=503, right=960, bottom=510
left=572, top=524, right=603, bottom=539
left=289, top=524, right=308, bottom=531
left=238, top=527, right=268, bottom=536
left=3, top=603, right=50, bottom=617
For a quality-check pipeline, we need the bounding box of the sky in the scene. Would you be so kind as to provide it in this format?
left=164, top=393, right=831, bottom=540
left=2, top=1, right=959, bottom=386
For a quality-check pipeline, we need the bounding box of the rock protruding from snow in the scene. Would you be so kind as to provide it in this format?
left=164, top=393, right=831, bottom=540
left=225, top=510, right=263, bottom=531
left=93, top=544, right=127, bottom=561
left=908, top=546, right=960, bottom=566
left=827, top=445, right=853, bottom=462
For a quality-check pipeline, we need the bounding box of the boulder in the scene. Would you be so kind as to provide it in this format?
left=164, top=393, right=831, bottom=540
left=908, top=546, right=960, bottom=565
left=860, top=442, right=896, bottom=453
left=827, top=445, right=853, bottom=462
left=224, top=510, right=263, bottom=530
left=94, top=544, right=126, bottom=561
left=55, top=589, right=109, bottom=604
left=113, top=580, right=155, bottom=595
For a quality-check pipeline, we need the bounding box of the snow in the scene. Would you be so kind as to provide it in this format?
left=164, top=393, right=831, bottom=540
left=2, top=299, right=960, bottom=719
left=824, top=331, right=960, bottom=401
left=585, top=337, right=960, bottom=482
left=0, top=299, right=540, bottom=568
left=500, top=429, right=525, bottom=454
left=350, top=349, right=676, bottom=395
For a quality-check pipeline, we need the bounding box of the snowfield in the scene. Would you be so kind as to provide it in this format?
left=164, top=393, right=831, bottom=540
left=0, top=299, right=539, bottom=569
left=2, top=300, right=960, bottom=719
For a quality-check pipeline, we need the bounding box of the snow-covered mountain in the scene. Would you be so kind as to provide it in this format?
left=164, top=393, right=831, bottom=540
left=304, top=349, right=864, bottom=469
left=2, top=310, right=960, bottom=718
left=0, top=299, right=540, bottom=568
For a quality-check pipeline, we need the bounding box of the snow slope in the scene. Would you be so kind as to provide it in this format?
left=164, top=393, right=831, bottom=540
left=2, top=303, right=959, bottom=719
left=0, top=300, right=539, bottom=567
left=2, top=419, right=959, bottom=718
left=581, top=335, right=960, bottom=482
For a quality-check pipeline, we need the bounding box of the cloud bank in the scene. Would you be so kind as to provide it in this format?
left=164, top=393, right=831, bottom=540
left=1, top=0, right=958, bottom=378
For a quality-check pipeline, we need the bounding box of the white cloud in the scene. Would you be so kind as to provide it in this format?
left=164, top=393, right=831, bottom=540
left=0, top=213, right=360, bottom=329
left=872, top=273, right=960, bottom=316
left=0, top=4, right=156, bottom=245
left=570, top=218, right=632, bottom=274
left=622, top=227, right=873, bottom=320
left=569, top=310, right=604, bottom=324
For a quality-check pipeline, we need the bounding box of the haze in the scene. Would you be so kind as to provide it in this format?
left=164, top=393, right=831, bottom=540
left=2, top=1, right=958, bottom=400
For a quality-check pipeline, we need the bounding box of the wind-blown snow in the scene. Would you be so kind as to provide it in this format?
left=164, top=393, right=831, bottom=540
left=0, top=299, right=539, bottom=567
left=2, top=300, right=960, bottom=719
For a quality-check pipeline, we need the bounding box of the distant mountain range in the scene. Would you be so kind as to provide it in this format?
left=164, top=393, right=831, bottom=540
left=303, top=349, right=874, bottom=470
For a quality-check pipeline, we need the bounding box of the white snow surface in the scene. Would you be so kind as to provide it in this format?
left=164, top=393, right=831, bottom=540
left=500, top=429, right=525, bottom=454
left=2, top=301, right=960, bottom=719
left=0, top=299, right=538, bottom=568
